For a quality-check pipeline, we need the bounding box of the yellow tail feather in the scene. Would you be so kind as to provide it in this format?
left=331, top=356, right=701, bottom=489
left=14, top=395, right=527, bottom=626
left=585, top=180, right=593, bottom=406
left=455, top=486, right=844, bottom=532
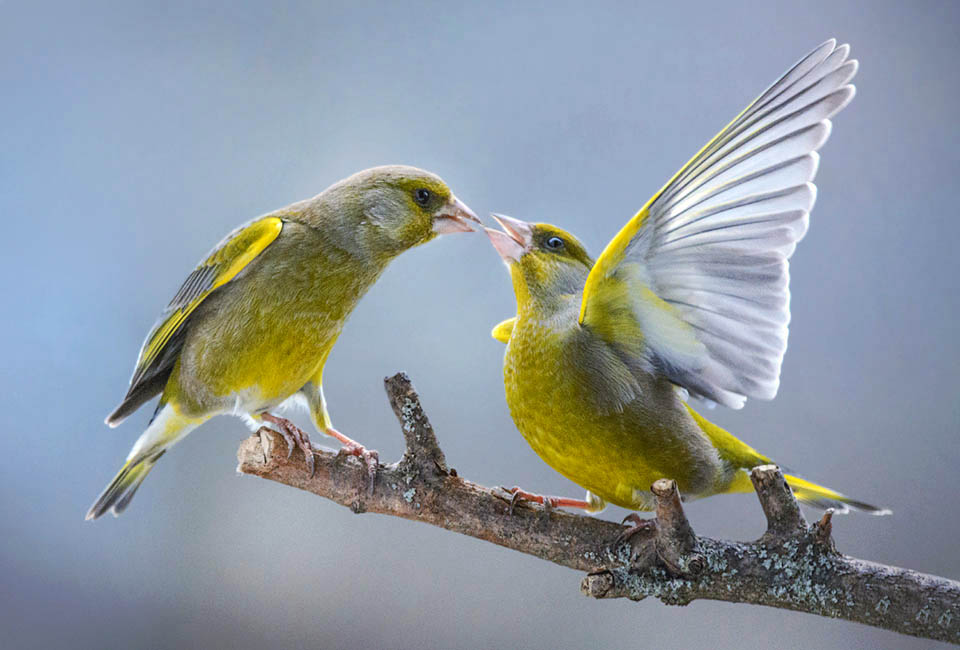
left=87, top=403, right=203, bottom=520
left=725, top=469, right=890, bottom=515
left=783, top=473, right=891, bottom=515
left=85, top=452, right=163, bottom=520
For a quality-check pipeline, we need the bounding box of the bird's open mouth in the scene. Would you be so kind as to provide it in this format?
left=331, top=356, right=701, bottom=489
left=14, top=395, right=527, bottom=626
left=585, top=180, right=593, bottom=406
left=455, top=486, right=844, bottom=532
left=433, top=196, right=481, bottom=234
left=485, top=213, right=532, bottom=264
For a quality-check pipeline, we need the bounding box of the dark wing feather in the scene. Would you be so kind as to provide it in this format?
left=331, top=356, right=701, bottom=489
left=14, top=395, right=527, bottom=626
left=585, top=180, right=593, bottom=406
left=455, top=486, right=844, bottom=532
left=106, top=216, right=284, bottom=425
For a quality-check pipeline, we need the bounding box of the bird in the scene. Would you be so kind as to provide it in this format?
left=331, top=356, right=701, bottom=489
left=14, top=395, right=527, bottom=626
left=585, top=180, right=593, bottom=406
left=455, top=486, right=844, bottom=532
left=483, top=40, right=890, bottom=518
left=87, top=165, right=479, bottom=520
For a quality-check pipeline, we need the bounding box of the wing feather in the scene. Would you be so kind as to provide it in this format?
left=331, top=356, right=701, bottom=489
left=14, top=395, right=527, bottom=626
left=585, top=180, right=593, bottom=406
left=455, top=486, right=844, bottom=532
left=491, top=317, right=517, bottom=343
left=106, top=216, right=283, bottom=425
left=580, top=40, right=856, bottom=408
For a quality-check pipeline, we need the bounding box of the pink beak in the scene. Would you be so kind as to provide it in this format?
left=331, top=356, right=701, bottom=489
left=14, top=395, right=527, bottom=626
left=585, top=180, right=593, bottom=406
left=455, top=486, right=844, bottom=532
left=432, top=195, right=481, bottom=234
left=485, top=213, right=533, bottom=264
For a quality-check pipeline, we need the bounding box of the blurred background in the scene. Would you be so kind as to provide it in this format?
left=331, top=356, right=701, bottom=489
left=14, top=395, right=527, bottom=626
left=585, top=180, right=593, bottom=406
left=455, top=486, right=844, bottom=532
left=2, top=1, right=958, bottom=648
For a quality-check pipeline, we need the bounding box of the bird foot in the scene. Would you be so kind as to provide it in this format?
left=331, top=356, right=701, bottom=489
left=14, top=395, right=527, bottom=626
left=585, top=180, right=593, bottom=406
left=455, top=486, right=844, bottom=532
left=616, top=512, right=657, bottom=546
left=260, top=413, right=317, bottom=477
left=326, top=427, right=379, bottom=494
left=497, top=486, right=591, bottom=515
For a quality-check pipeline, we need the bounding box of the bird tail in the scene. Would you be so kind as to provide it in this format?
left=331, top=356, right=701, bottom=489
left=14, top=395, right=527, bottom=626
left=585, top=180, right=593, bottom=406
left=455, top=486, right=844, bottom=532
left=724, top=469, right=890, bottom=515
left=782, top=473, right=891, bottom=516
left=85, top=451, right=165, bottom=520
left=86, top=403, right=201, bottom=520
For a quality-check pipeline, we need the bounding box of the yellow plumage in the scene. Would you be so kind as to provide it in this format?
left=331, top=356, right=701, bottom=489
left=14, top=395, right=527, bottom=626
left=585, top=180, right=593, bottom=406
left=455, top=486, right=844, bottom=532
left=89, top=166, right=478, bottom=519
left=484, top=40, right=889, bottom=515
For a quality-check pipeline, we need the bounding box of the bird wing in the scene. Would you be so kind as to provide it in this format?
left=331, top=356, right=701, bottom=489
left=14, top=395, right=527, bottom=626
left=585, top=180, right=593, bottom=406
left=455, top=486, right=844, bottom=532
left=578, top=40, right=856, bottom=409
left=491, top=317, right=516, bottom=343
left=107, top=216, right=284, bottom=425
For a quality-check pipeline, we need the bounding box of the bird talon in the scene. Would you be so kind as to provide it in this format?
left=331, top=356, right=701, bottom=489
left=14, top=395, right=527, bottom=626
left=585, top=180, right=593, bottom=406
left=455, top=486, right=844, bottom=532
left=508, top=489, right=523, bottom=515
left=327, top=429, right=378, bottom=494
left=621, top=513, right=642, bottom=527
left=275, top=427, right=296, bottom=458
left=492, top=486, right=521, bottom=514
left=498, top=486, right=555, bottom=514
left=616, top=513, right=657, bottom=546
left=261, top=413, right=316, bottom=474
left=362, top=448, right=379, bottom=495
left=497, top=486, right=525, bottom=515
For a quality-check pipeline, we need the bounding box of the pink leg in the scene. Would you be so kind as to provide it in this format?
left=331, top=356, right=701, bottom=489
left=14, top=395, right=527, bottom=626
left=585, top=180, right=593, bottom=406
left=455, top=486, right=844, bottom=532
left=326, top=427, right=379, bottom=492
left=500, top=486, right=593, bottom=514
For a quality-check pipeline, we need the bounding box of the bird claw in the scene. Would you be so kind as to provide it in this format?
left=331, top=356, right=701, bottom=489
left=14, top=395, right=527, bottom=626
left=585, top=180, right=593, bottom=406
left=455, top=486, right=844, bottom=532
left=502, top=486, right=523, bottom=515
left=616, top=513, right=657, bottom=546
left=325, top=426, right=379, bottom=494
left=336, top=442, right=379, bottom=494
left=261, top=413, right=317, bottom=478
left=497, top=486, right=561, bottom=515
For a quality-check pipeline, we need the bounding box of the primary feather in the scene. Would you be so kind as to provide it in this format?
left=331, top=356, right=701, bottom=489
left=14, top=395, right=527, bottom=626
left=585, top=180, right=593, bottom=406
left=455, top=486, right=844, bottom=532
left=106, top=217, right=283, bottom=426
left=581, top=39, right=857, bottom=408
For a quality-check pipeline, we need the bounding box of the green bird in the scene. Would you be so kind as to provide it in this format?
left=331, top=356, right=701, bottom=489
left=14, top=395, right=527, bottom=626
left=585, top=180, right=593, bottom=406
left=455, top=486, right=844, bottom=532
left=484, top=40, right=889, bottom=516
left=88, top=165, right=479, bottom=520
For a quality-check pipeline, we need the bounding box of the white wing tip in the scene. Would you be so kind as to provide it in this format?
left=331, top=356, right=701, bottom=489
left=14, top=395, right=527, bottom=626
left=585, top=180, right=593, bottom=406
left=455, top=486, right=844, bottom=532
left=846, top=83, right=857, bottom=103
left=715, top=390, right=747, bottom=409
left=804, top=182, right=818, bottom=212
left=808, top=151, right=822, bottom=177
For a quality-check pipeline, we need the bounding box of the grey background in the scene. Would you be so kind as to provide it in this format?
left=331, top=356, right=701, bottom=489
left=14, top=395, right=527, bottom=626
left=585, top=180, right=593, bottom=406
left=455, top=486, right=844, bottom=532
left=2, top=1, right=958, bottom=648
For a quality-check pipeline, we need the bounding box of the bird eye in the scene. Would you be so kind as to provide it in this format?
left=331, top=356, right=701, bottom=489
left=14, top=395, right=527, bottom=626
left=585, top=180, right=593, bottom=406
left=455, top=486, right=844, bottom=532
left=414, top=188, right=432, bottom=206
left=546, top=236, right=564, bottom=250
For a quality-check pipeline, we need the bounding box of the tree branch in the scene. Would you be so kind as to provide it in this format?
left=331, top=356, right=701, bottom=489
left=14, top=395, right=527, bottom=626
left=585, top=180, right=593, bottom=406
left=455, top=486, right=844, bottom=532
left=237, top=372, right=960, bottom=645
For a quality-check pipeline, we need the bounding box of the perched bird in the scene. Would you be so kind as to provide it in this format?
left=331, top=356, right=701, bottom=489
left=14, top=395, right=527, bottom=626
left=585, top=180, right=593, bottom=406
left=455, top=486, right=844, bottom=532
left=485, top=40, right=889, bottom=516
left=88, top=165, right=479, bottom=520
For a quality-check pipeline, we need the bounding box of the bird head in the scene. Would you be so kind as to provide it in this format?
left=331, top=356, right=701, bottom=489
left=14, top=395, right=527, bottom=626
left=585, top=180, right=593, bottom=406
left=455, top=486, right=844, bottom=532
left=311, top=165, right=479, bottom=259
left=485, top=214, right=594, bottom=310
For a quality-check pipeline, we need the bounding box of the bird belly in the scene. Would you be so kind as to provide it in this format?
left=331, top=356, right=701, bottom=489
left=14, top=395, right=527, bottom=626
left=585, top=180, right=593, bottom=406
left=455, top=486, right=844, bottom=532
left=504, top=328, right=723, bottom=510
left=165, top=233, right=378, bottom=418
left=507, top=392, right=681, bottom=510
left=170, top=303, right=341, bottom=417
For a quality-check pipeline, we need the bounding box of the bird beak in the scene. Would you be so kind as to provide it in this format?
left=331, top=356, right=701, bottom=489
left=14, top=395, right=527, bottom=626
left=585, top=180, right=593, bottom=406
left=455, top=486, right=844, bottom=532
left=485, top=213, right=532, bottom=264
left=432, top=195, right=481, bottom=234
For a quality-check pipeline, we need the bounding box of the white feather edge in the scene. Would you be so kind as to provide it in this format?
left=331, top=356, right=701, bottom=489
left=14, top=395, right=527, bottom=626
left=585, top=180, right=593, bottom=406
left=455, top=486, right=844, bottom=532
left=621, top=40, right=856, bottom=408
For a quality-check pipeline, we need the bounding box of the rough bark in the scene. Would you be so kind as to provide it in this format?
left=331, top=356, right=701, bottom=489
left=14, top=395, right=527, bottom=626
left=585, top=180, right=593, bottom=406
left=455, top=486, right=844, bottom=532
left=236, top=372, right=960, bottom=645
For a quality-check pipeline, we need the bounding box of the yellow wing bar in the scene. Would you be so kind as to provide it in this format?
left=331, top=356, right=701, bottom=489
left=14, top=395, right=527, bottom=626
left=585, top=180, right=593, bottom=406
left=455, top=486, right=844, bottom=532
left=490, top=317, right=516, bottom=343
left=131, top=217, right=283, bottom=385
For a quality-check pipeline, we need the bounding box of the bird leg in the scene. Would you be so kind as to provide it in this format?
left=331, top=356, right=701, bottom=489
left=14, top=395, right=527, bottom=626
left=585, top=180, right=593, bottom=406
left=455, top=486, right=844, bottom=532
left=498, top=486, right=593, bottom=515
left=260, top=412, right=317, bottom=477
left=325, top=427, right=379, bottom=493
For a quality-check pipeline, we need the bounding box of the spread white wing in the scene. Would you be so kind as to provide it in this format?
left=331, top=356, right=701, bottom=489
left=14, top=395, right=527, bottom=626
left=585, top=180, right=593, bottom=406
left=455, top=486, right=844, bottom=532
left=579, top=39, right=857, bottom=408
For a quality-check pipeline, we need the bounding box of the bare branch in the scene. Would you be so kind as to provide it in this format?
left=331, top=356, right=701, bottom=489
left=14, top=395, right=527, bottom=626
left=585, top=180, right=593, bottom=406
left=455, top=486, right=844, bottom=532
left=648, top=478, right=704, bottom=576
left=236, top=372, right=960, bottom=645
left=750, top=464, right=808, bottom=541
